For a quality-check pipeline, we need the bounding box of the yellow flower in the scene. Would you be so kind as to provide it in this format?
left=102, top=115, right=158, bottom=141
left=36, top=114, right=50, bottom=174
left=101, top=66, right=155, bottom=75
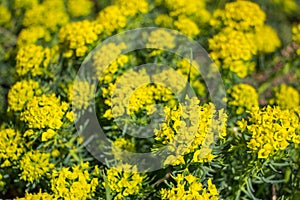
left=16, top=190, right=53, bottom=200
left=20, top=150, right=54, bottom=183
left=14, top=0, right=39, bottom=10
left=68, top=81, right=96, bottom=110
left=59, top=20, right=103, bottom=57
left=227, top=83, right=259, bottom=114
left=174, top=15, right=200, bottom=37
left=162, top=0, right=210, bottom=25
left=146, top=29, right=176, bottom=49
left=155, top=14, right=173, bottom=28
left=246, top=106, right=300, bottom=158
left=8, top=80, right=42, bottom=111
left=41, top=129, right=56, bottom=142
left=112, top=138, right=135, bottom=161
left=51, top=163, right=98, bottom=200
left=115, top=0, right=149, bottom=17
left=210, top=1, right=266, bottom=31
left=67, top=0, right=93, bottom=17
left=0, top=5, right=11, bottom=27
left=161, top=173, right=219, bottom=200
left=269, top=84, right=299, bottom=109
left=22, top=0, right=69, bottom=32
left=209, top=28, right=257, bottom=78
left=20, top=94, right=69, bottom=129
left=103, top=164, right=146, bottom=199
left=17, top=26, right=51, bottom=46
left=255, top=25, right=281, bottom=53
left=16, top=44, right=51, bottom=76
left=96, top=5, right=127, bottom=35
left=0, top=128, right=24, bottom=167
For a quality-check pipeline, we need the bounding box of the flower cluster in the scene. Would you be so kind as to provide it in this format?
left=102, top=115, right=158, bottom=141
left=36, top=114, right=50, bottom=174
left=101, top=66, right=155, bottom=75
left=66, top=0, right=93, bottom=18
left=51, top=163, right=99, bottom=200
left=210, top=1, right=266, bottom=31
left=19, top=150, right=54, bottom=183
left=245, top=106, right=300, bottom=158
left=160, top=173, right=219, bottom=200
left=269, top=84, right=299, bottom=109
left=209, top=1, right=280, bottom=78
left=20, top=94, right=69, bottom=129
left=16, top=45, right=51, bottom=76
left=227, top=83, right=259, bottom=115
left=68, top=81, right=96, bottom=110
left=155, top=98, right=227, bottom=166
left=292, top=23, right=300, bottom=55
left=146, top=29, right=176, bottom=49
left=0, top=128, right=24, bottom=168
left=59, top=20, right=103, bottom=57
left=104, top=164, right=146, bottom=199
left=209, top=28, right=257, bottom=78
left=97, top=0, right=149, bottom=35
left=22, top=0, right=69, bottom=32
left=8, top=80, right=42, bottom=111
left=154, top=0, right=210, bottom=37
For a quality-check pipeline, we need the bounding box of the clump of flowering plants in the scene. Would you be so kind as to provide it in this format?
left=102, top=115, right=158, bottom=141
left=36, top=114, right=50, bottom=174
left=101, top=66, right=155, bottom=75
left=1, top=0, right=300, bottom=199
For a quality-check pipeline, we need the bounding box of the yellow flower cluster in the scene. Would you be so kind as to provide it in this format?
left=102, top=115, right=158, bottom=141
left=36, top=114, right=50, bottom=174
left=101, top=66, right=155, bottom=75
left=292, top=24, right=300, bottom=55
left=154, top=0, right=209, bottom=37
left=100, top=55, right=130, bottom=86
left=146, top=29, right=176, bottom=49
left=68, top=81, right=96, bottom=110
left=17, top=190, right=53, bottom=200
left=16, top=44, right=51, bottom=76
left=97, top=0, right=149, bottom=35
left=128, top=84, right=176, bottom=115
left=22, top=0, right=69, bottom=32
left=227, top=83, right=259, bottom=115
left=0, top=128, right=24, bottom=168
left=19, top=150, right=54, bottom=183
left=255, top=25, right=281, bottom=53
left=209, top=1, right=281, bottom=78
left=14, top=0, right=38, bottom=10
left=246, top=106, right=300, bottom=158
left=67, top=0, right=93, bottom=18
left=51, top=163, right=98, bottom=200
left=115, top=0, right=149, bottom=17
left=160, top=173, right=219, bottom=200
left=104, top=164, right=146, bottom=199
left=108, top=67, right=184, bottom=120
left=20, top=94, right=69, bottom=129
left=209, top=28, right=257, bottom=78
left=59, top=20, right=103, bottom=57
left=155, top=14, right=173, bottom=28
left=210, top=1, right=266, bottom=31
left=269, top=84, right=299, bottom=109
left=156, top=98, right=227, bottom=166
left=112, top=138, right=135, bottom=161
left=97, top=5, right=126, bottom=35
left=0, top=4, right=11, bottom=27
left=17, top=26, right=51, bottom=46
left=41, top=129, right=57, bottom=142
left=163, top=0, right=209, bottom=20
left=8, top=80, right=42, bottom=111
left=174, top=15, right=200, bottom=38
left=93, top=42, right=127, bottom=78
